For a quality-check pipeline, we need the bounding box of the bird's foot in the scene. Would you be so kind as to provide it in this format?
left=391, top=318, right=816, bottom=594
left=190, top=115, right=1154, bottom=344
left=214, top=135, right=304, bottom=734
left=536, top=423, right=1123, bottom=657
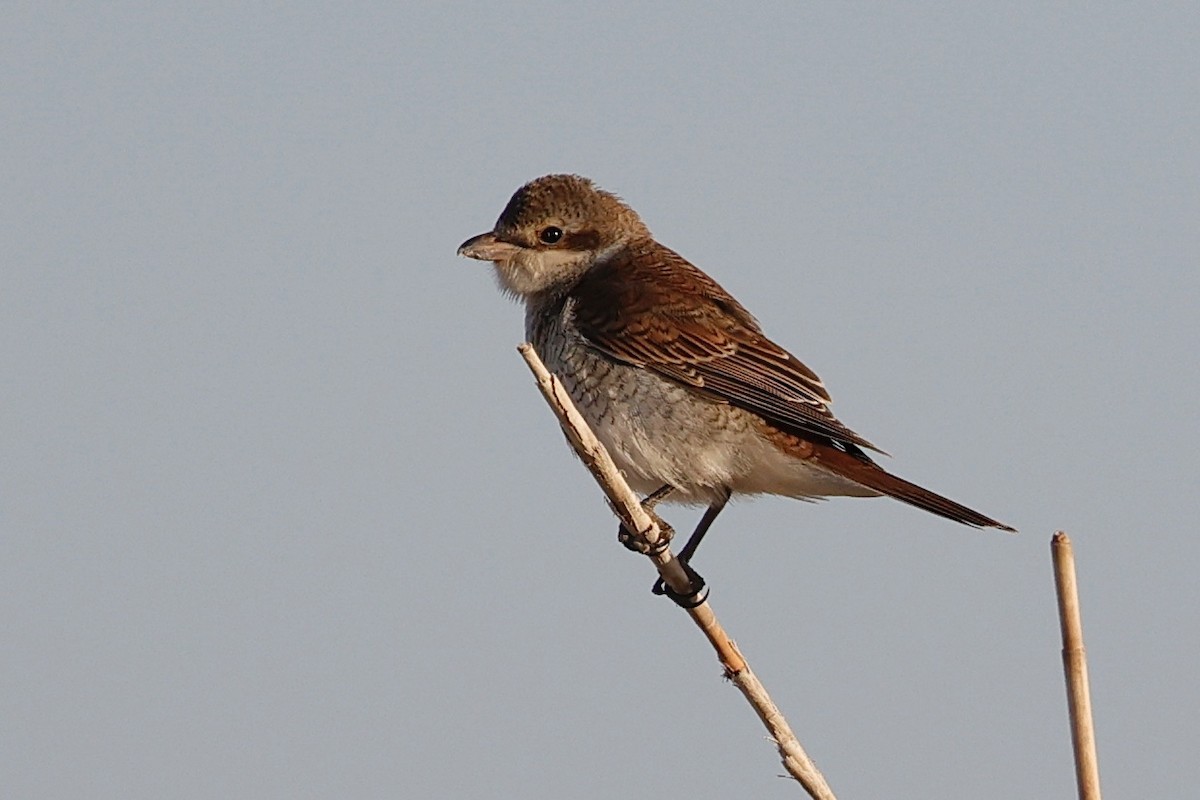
left=617, top=486, right=675, bottom=556
left=617, top=485, right=707, bottom=606
left=652, top=561, right=708, bottom=608
left=617, top=510, right=674, bottom=556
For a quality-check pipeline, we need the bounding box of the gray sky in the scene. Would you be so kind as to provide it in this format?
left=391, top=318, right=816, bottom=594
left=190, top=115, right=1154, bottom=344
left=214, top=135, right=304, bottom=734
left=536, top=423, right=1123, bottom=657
left=4, top=3, right=1197, bottom=798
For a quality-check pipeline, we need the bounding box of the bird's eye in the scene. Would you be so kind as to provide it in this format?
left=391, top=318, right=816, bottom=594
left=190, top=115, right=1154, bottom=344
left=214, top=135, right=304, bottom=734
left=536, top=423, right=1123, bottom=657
left=538, top=226, right=564, bottom=245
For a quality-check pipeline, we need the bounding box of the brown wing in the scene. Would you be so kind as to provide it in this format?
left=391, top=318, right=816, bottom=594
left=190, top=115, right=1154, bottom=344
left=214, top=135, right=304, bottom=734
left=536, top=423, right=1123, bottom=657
left=570, top=240, right=883, bottom=453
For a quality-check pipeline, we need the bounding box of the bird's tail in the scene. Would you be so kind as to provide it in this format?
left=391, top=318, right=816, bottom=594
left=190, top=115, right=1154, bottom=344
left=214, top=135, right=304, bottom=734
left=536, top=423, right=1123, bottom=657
left=810, top=443, right=1016, bottom=532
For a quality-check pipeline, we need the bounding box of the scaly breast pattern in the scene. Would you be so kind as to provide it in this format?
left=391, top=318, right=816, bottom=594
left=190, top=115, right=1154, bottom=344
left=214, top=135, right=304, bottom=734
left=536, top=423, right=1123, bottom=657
left=526, top=297, right=812, bottom=505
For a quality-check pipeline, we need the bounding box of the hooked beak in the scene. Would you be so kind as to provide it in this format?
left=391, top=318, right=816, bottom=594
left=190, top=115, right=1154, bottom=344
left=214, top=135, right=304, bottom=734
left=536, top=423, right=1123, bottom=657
left=457, top=231, right=522, bottom=262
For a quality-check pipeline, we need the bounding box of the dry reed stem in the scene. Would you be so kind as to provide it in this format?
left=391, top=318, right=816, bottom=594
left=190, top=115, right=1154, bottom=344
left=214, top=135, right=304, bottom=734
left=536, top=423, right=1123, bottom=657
left=1052, top=531, right=1103, bottom=800
left=518, top=343, right=836, bottom=800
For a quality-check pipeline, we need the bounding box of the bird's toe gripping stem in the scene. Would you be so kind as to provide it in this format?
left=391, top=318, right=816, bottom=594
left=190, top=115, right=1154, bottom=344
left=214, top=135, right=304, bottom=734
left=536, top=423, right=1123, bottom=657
left=652, top=560, right=708, bottom=608
left=617, top=514, right=674, bottom=556
left=617, top=485, right=676, bottom=555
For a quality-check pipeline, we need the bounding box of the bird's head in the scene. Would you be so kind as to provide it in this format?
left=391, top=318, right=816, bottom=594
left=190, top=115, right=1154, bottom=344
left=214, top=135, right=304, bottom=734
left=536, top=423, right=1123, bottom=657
left=457, top=174, right=650, bottom=298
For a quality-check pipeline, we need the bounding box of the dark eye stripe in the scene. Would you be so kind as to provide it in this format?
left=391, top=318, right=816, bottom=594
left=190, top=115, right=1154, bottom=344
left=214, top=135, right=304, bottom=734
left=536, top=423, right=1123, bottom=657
left=563, top=230, right=600, bottom=250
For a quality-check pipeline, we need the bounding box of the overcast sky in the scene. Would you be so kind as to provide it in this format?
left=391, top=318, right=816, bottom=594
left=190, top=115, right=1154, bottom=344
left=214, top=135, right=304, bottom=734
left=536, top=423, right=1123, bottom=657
left=3, top=3, right=1198, bottom=798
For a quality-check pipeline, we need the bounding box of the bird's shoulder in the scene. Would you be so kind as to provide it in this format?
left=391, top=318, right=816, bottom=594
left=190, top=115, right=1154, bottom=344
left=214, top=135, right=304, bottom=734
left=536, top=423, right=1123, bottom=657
left=569, top=238, right=764, bottom=359
left=564, top=237, right=886, bottom=451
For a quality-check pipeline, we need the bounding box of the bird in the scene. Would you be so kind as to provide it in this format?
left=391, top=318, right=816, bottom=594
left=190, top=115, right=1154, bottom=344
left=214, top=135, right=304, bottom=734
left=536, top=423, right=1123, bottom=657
left=458, top=174, right=1013, bottom=602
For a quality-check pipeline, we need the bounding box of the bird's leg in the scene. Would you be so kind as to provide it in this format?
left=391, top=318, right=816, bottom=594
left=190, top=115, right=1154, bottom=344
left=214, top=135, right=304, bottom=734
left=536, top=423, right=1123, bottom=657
left=652, top=487, right=732, bottom=601
left=617, top=485, right=675, bottom=555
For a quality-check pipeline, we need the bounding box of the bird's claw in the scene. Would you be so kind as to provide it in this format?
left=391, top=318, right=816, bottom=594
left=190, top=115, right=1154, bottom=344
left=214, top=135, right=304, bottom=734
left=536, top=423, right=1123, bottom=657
left=618, top=486, right=676, bottom=555
left=618, top=514, right=674, bottom=556
left=652, top=556, right=705, bottom=599
left=652, top=560, right=708, bottom=608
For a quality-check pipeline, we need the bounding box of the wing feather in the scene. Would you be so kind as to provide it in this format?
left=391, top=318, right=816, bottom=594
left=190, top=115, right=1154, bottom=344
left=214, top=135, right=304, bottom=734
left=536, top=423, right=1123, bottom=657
left=571, top=241, right=882, bottom=452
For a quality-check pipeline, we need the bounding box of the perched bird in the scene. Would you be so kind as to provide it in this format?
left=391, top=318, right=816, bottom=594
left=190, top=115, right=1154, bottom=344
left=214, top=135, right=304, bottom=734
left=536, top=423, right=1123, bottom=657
left=458, top=174, right=1013, bottom=600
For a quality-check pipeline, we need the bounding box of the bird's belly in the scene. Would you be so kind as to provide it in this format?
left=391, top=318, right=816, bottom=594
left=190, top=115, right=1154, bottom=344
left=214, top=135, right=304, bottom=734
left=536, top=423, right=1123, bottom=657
left=534, top=328, right=876, bottom=505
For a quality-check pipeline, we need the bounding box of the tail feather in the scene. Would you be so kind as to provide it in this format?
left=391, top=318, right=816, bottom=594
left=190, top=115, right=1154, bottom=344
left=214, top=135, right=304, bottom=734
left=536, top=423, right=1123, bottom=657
left=810, top=443, right=1016, bottom=532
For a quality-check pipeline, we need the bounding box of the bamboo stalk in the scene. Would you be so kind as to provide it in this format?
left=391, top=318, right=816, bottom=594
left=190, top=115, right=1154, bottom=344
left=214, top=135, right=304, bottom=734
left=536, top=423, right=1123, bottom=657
left=519, top=343, right=836, bottom=800
left=1051, top=531, right=1103, bottom=800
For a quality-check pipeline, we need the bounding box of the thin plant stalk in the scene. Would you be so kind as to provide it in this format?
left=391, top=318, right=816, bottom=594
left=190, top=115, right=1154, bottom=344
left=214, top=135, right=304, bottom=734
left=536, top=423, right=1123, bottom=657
left=1052, top=531, right=1103, bottom=800
left=519, top=343, right=837, bottom=800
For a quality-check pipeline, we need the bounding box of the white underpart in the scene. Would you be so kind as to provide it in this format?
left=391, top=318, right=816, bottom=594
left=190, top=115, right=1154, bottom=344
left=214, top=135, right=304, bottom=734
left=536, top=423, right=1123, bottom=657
left=527, top=296, right=881, bottom=507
